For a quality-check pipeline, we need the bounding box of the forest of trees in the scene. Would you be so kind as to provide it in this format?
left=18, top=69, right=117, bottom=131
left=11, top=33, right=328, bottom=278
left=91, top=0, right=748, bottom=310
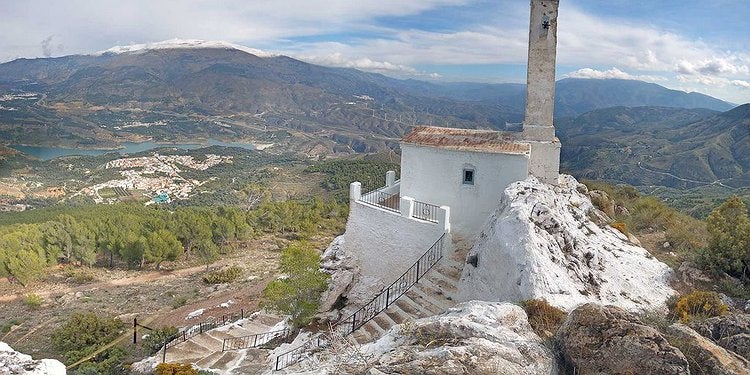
left=0, top=198, right=347, bottom=285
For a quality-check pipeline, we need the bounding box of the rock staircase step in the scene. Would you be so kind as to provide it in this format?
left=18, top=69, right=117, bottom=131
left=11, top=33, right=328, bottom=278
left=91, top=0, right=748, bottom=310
left=209, top=350, right=241, bottom=370
left=418, top=277, right=456, bottom=301
left=231, top=348, right=267, bottom=374
left=395, top=295, right=435, bottom=318
left=352, top=328, right=373, bottom=345
left=384, top=304, right=410, bottom=325
left=430, top=265, right=462, bottom=285
left=407, top=285, right=452, bottom=313
left=190, top=333, right=224, bottom=352
left=195, top=351, right=224, bottom=368
left=373, top=313, right=398, bottom=332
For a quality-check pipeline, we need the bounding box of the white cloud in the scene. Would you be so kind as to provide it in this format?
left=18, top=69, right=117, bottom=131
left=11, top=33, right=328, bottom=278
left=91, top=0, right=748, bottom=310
left=676, top=58, right=749, bottom=76
left=731, top=80, right=750, bottom=89
left=565, top=67, right=666, bottom=82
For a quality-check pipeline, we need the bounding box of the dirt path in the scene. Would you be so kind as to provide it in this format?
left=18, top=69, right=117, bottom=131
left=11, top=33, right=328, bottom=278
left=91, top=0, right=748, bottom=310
left=0, top=264, right=207, bottom=303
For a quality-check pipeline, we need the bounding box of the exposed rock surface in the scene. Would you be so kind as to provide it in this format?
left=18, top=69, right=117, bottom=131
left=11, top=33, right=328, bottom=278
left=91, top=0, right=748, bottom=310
left=666, top=323, right=750, bottom=375
left=0, top=342, right=66, bottom=375
left=719, top=334, right=750, bottom=361
left=692, top=314, right=750, bottom=343
left=457, top=174, right=675, bottom=312
left=316, top=235, right=381, bottom=322
left=292, top=301, right=558, bottom=375
left=691, top=314, right=750, bottom=361
left=556, top=303, right=689, bottom=374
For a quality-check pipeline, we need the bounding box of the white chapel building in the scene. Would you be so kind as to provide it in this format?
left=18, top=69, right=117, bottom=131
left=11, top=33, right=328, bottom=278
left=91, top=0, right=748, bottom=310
left=342, top=0, right=561, bottom=287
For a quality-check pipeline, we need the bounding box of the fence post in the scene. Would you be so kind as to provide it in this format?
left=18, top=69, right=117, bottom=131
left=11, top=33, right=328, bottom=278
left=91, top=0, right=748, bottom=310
left=385, top=170, right=396, bottom=187
left=400, top=196, right=414, bottom=218
left=162, top=340, right=167, bottom=363
left=133, top=318, right=137, bottom=344
left=241, top=309, right=244, bottom=319
left=438, top=206, right=451, bottom=233
left=349, top=182, right=361, bottom=202
left=385, top=288, right=390, bottom=308
left=199, top=322, right=203, bottom=334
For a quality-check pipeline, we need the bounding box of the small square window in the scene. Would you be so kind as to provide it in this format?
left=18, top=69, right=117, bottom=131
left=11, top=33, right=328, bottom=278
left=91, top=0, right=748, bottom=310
left=463, top=169, right=474, bottom=185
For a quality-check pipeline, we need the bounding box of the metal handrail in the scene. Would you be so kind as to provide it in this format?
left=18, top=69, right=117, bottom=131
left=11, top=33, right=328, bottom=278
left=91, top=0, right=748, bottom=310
left=273, top=233, right=446, bottom=370
left=222, top=328, right=293, bottom=351
left=163, top=310, right=246, bottom=350
left=412, top=200, right=439, bottom=223
left=359, top=189, right=400, bottom=212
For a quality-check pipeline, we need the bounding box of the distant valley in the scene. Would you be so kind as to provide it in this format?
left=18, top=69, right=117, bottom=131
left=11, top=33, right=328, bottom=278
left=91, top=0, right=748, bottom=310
left=0, top=43, right=746, bottom=198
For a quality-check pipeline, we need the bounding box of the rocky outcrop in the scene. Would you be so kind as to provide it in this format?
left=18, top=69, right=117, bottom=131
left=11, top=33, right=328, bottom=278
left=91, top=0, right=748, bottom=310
left=556, top=303, right=689, bottom=374
left=666, top=323, right=750, bottom=375
left=303, top=301, right=558, bottom=375
left=457, top=175, right=675, bottom=312
left=0, top=342, right=66, bottom=375
left=316, top=236, right=382, bottom=322
left=690, top=314, right=750, bottom=361
left=719, top=334, right=750, bottom=361
left=691, top=314, right=750, bottom=343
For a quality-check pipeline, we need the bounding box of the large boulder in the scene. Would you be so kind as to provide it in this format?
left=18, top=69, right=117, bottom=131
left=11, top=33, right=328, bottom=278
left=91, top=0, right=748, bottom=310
left=0, top=342, right=66, bottom=375
left=719, top=334, right=750, bottom=361
left=556, top=303, right=689, bottom=374
left=306, top=301, right=558, bottom=375
left=316, top=235, right=383, bottom=323
left=691, top=314, right=750, bottom=343
left=690, top=314, right=750, bottom=361
left=666, top=323, right=750, bottom=375
left=457, top=175, right=676, bottom=312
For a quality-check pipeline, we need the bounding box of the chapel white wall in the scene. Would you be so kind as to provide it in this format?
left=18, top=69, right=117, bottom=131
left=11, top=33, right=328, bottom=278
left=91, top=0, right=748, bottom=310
left=342, top=200, right=446, bottom=283
left=399, top=143, right=529, bottom=239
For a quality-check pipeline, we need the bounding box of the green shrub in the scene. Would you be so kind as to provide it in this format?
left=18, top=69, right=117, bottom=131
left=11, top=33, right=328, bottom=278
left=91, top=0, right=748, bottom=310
left=520, top=299, right=567, bottom=339
left=171, top=296, right=188, bottom=309
left=63, top=267, right=97, bottom=283
left=51, top=312, right=125, bottom=364
left=142, top=326, right=179, bottom=355
left=202, top=266, right=243, bottom=284
left=701, top=196, right=750, bottom=280
left=664, top=215, right=707, bottom=253
left=261, top=242, right=329, bottom=328
left=674, top=290, right=728, bottom=323
left=155, top=363, right=197, bottom=375
left=1, top=319, right=20, bottom=333
left=628, top=196, right=675, bottom=231
left=23, top=293, right=44, bottom=310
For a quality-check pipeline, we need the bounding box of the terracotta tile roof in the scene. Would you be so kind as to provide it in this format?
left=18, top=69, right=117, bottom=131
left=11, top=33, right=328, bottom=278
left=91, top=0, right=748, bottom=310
left=401, top=126, right=530, bottom=154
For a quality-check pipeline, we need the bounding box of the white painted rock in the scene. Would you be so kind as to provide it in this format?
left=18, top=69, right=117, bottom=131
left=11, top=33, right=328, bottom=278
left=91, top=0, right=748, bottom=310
left=0, top=342, right=66, bottom=375
left=457, top=174, right=676, bottom=312
left=294, top=301, right=558, bottom=375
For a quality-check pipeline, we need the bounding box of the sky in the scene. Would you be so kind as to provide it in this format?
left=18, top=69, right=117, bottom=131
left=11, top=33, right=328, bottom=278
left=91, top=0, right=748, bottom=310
left=1, top=0, right=748, bottom=104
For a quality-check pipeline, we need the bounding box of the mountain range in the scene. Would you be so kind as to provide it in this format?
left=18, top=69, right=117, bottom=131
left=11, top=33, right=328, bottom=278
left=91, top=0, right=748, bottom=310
left=0, top=41, right=746, bottom=189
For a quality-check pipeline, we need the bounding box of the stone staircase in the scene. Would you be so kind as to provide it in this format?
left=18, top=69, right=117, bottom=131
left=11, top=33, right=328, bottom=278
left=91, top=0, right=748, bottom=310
left=162, top=313, right=284, bottom=373
left=351, top=241, right=466, bottom=344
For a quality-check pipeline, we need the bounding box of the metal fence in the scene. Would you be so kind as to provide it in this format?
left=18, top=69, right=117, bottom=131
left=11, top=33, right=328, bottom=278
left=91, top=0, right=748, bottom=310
left=339, top=233, right=444, bottom=335
left=274, top=335, right=326, bottom=371
left=273, top=233, right=446, bottom=371
left=359, top=189, right=400, bottom=212
left=412, top=200, right=440, bottom=223
left=163, top=310, right=246, bottom=350
left=222, top=328, right=293, bottom=351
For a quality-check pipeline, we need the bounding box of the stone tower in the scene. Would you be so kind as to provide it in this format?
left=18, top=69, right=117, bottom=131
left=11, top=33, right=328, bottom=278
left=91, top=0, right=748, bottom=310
left=522, top=0, right=561, bottom=184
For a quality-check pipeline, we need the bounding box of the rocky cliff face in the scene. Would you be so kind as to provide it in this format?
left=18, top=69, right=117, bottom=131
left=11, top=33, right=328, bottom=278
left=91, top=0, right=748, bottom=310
left=0, top=342, right=66, bottom=375
left=457, top=174, right=675, bottom=312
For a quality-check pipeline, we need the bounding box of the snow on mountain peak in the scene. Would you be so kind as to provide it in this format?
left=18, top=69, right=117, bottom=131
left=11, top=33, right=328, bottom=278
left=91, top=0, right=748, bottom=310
left=92, top=39, right=276, bottom=57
